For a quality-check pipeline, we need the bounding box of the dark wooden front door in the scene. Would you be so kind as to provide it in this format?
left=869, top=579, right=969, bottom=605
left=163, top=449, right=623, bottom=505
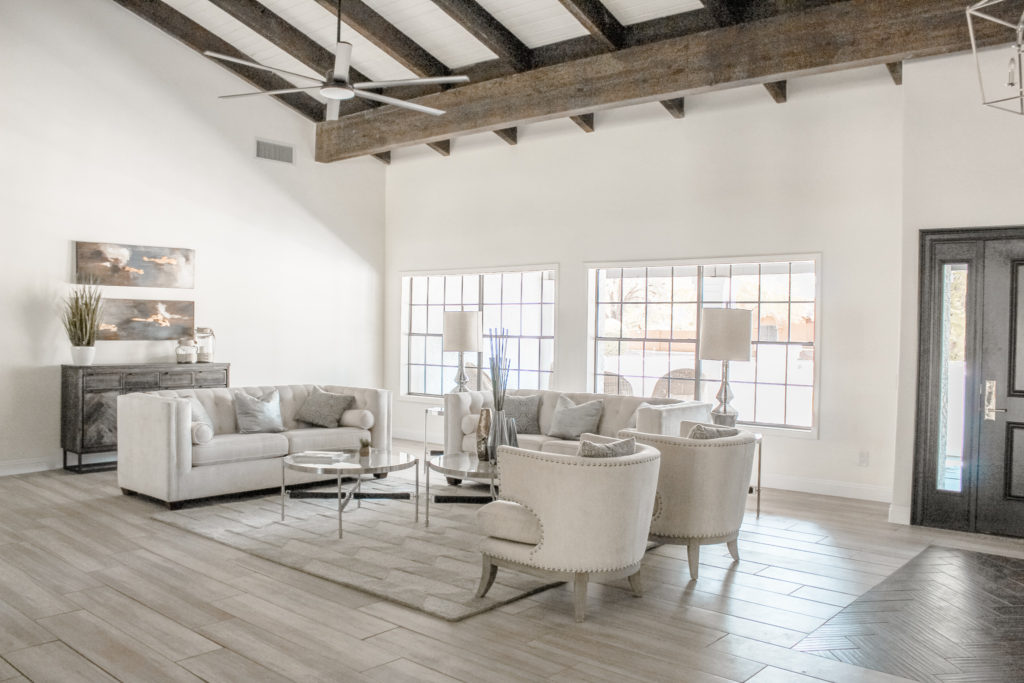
left=916, top=229, right=1024, bottom=537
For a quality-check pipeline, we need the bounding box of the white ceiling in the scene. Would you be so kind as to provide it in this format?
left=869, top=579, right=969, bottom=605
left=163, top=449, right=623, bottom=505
left=166, top=0, right=709, bottom=95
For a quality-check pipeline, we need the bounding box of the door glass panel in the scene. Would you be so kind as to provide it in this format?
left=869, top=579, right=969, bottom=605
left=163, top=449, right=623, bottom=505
left=937, top=263, right=969, bottom=493
left=1014, top=263, right=1024, bottom=394
left=1009, top=425, right=1024, bottom=498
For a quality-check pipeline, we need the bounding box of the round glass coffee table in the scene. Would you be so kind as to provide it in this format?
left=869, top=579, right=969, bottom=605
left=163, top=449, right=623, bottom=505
left=424, top=452, right=497, bottom=527
left=281, top=449, right=418, bottom=538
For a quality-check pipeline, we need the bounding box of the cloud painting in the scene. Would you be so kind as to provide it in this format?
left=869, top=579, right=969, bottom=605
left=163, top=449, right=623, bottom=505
left=98, top=299, right=195, bottom=341
left=76, top=242, right=195, bottom=288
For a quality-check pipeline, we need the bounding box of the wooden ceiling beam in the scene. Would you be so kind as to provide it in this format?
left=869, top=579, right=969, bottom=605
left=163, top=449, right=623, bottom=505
left=311, top=0, right=449, bottom=77
left=660, top=98, right=685, bottom=119
left=429, top=0, right=532, bottom=71
left=887, top=61, right=903, bottom=86
left=317, top=0, right=994, bottom=162
left=763, top=80, right=787, bottom=103
left=493, top=127, right=518, bottom=145
left=427, top=140, right=452, bottom=156
left=570, top=114, right=595, bottom=132
left=108, top=0, right=324, bottom=121
left=556, top=0, right=624, bottom=50
left=203, top=0, right=371, bottom=115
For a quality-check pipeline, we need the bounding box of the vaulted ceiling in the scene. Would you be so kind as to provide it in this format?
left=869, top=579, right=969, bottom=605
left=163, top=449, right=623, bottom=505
left=109, top=0, right=996, bottom=163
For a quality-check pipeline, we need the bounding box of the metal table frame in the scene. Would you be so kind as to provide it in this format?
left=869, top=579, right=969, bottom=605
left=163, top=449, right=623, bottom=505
left=425, top=452, right=497, bottom=527
left=280, top=450, right=418, bottom=538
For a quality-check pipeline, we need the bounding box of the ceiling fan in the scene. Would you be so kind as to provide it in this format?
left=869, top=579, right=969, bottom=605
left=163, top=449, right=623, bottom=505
left=203, top=7, right=468, bottom=120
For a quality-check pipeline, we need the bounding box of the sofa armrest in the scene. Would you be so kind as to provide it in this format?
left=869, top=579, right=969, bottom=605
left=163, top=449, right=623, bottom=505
left=323, top=385, right=391, bottom=450
left=116, top=393, right=191, bottom=502
left=636, top=401, right=713, bottom=435
left=443, top=390, right=492, bottom=454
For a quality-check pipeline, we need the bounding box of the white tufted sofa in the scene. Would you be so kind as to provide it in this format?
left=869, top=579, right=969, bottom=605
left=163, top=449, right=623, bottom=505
left=117, top=384, right=391, bottom=508
left=622, top=422, right=756, bottom=579
left=475, top=435, right=661, bottom=622
left=445, top=388, right=711, bottom=455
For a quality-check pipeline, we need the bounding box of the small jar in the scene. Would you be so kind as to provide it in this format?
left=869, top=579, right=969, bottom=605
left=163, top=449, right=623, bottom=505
left=175, top=338, right=198, bottom=364
left=195, top=327, right=215, bottom=362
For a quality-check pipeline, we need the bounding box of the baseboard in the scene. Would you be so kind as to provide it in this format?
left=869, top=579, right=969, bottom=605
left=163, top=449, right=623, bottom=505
left=0, top=456, right=61, bottom=477
left=888, top=504, right=911, bottom=525
left=766, top=473, right=892, bottom=503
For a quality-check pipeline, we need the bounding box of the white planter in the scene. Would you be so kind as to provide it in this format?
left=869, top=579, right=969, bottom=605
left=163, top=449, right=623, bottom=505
left=70, top=346, right=96, bottom=366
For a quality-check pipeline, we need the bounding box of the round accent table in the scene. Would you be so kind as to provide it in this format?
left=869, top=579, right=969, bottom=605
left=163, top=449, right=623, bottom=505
left=281, top=449, right=418, bottom=538
left=424, top=452, right=497, bottom=527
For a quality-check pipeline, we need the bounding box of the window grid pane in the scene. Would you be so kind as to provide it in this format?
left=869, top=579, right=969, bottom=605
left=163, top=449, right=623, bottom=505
left=592, top=260, right=816, bottom=430
left=404, top=270, right=556, bottom=397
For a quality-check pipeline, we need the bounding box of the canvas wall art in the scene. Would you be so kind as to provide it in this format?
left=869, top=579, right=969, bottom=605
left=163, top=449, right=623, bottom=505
left=98, top=299, right=195, bottom=341
left=75, top=241, right=195, bottom=288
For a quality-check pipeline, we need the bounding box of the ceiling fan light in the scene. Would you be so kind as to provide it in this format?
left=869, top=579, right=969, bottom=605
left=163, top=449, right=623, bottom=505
left=321, top=85, right=354, bottom=100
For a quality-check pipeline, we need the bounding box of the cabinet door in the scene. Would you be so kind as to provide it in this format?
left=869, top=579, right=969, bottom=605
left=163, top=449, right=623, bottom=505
left=82, top=390, right=119, bottom=450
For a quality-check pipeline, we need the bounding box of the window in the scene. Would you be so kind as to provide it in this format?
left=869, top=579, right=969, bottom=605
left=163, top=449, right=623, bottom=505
left=590, top=259, right=817, bottom=429
left=403, top=270, right=556, bottom=397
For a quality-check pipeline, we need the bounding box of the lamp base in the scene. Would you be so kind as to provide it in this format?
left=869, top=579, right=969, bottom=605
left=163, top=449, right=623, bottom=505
left=453, top=352, right=469, bottom=393
left=711, top=363, right=738, bottom=427
left=710, top=409, right=738, bottom=427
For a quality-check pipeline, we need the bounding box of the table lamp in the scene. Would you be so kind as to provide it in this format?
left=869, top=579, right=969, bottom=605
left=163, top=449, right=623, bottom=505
left=443, top=311, right=481, bottom=393
left=699, top=307, right=752, bottom=426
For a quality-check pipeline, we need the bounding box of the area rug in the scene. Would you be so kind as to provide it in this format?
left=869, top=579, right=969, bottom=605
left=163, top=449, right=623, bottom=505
left=152, top=478, right=562, bottom=621
left=795, top=545, right=1024, bottom=682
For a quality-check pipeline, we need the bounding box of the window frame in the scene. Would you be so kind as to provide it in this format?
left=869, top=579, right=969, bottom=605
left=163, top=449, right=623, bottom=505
left=400, top=264, right=559, bottom=398
left=586, top=254, right=822, bottom=437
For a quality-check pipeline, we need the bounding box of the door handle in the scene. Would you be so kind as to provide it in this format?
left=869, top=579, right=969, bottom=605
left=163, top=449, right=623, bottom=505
left=985, top=379, right=1008, bottom=420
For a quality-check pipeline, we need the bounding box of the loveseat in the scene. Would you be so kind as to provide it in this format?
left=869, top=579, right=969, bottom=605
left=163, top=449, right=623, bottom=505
left=444, top=388, right=710, bottom=455
left=117, top=384, right=391, bottom=508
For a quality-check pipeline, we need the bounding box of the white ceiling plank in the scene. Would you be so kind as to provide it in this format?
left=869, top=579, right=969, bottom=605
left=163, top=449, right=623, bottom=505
left=601, top=0, right=704, bottom=25
left=474, top=0, right=588, bottom=48
left=361, top=0, right=496, bottom=69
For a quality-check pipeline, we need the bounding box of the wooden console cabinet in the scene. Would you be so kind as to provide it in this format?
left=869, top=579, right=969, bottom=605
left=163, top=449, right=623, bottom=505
left=60, top=362, right=230, bottom=472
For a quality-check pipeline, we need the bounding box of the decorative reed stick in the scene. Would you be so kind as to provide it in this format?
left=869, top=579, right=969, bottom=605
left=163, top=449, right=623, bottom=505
left=488, top=327, right=510, bottom=411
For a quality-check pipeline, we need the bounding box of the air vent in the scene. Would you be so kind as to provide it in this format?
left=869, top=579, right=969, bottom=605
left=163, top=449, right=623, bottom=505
left=255, top=139, right=294, bottom=164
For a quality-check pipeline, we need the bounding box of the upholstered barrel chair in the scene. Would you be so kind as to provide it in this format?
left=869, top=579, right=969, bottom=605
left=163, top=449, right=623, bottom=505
left=621, top=423, right=756, bottom=580
left=475, top=436, right=661, bottom=622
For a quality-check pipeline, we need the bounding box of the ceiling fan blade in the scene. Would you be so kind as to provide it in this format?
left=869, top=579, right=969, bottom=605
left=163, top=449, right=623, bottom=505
left=326, top=99, right=341, bottom=121
left=333, top=42, right=352, bottom=82
left=352, top=75, right=470, bottom=90
left=219, top=86, right=323, bottom=99
left=203, top=51, right=323, bottom=84
left=354, top=90, right=445, bottom=116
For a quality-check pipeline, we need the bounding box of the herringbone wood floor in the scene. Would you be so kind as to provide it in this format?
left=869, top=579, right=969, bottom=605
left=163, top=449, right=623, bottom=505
left=2, top=438, right=1024, bottom=682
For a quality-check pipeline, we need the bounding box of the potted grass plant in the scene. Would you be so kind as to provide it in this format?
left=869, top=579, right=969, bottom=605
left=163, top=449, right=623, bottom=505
left=62, top=283, right=103, bottom=366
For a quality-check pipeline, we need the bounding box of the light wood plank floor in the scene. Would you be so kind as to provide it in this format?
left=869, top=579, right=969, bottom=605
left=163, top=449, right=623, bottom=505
left=2, top=438, right=1024, bottom=682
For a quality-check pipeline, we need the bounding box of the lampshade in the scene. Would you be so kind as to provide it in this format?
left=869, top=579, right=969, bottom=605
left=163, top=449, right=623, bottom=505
left=699, top=308, right=752, bottom=362
left=443, top=311, right=481, bottom=352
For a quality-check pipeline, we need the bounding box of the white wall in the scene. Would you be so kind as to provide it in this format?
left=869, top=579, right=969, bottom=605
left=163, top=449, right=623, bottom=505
left=890, top=50, right=1024, bottom=522
left=385, top=67, right=905, bottom=502
left=0, top=0, right=385, bottom=474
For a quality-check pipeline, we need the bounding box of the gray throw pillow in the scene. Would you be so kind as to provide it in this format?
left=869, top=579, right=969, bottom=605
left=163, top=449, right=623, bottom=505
left=548, top=395, right=603, bottom=440
left=189, top=396, right=214, bottom=429
left=505, top=394, right=541, bottom=434
left=577, top=436, right=636, bottom=458
left=688, top=423, right=740, bottom=440
left=233, top=389, right=285, bottom=434
left=295, top=387, right=355, bottom=428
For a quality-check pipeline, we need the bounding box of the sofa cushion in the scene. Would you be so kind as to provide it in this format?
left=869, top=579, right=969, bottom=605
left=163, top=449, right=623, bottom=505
left=189, top=396, right=214, bottom=429
left=295, top=387, right=354, bottom=428
left=477, top=500, right=541, bottom=545
left=516, top=433, right=556, bottom=451
left=340, top=409, right=374, bottom=430
left=192, top=433, right=289, bottom=467
left=688, top=423, right=740, bottom=440
left=234, top=389, right=285, bottom=434
left=284, top=427, right=370, bottom=454
left=577, top=435, right=636, bottom=458
left=548, top=395, right=603, bottom=440
left=461, top=414, right=479, bottom=435
left=191, top=422, right=214, bottom=445
left=505, top=394, right=541, bottom=435
left=539, top=440, right=582, bottom=456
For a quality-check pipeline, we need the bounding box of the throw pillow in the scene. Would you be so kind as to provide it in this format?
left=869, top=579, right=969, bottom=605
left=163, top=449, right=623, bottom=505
left=505, top=394, right=541, bottom=434
left=688, top=423, right=740, bottom=440
left=233, top=389, right=285, bottom=434
left=340, top=409, right=375, bottom=430
left=295, top=387, right=355, bottom=428
left=189, top=396, right=214, bottom=429
left=191, top=421, right=214, bottom=445
left=577, top=435, right=636, bottom=458
left=548, top=395, right=603, bottom=440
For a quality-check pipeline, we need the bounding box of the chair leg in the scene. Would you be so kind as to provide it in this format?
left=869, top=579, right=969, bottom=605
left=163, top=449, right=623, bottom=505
left=627, top=569, right=643, bottom=597
left=573, top=573, right=589, bottom=622
left=727, top=539, right=740, bottom=562
left=476, top=556, right=498, bottom=598
left=686, top=542, right=700, bottom=580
